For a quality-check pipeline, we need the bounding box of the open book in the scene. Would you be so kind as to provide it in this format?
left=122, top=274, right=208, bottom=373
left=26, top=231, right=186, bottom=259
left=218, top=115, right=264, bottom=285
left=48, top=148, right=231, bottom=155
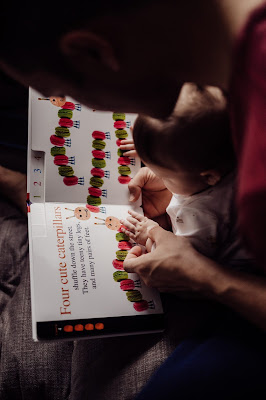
left=27, top=89, right=164, bottom=341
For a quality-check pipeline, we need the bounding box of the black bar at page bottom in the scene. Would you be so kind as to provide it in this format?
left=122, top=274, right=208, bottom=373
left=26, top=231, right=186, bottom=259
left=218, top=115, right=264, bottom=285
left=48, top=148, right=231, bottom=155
left=37, top=314, right=165, bottom=340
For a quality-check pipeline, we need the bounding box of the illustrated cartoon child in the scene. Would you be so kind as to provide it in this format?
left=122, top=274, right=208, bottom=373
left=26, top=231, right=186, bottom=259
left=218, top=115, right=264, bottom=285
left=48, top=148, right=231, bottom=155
left=65, top=206, right=91, bottom=220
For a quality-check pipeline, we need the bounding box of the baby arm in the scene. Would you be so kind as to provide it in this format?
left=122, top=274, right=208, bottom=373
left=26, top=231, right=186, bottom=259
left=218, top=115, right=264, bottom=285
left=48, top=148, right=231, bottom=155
left=121, top=209, right=159, bottom=252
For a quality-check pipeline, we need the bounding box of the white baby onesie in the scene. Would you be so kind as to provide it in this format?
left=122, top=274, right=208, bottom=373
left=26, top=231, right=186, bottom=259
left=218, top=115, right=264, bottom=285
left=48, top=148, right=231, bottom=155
left=166, top=171, right=252, bottom=268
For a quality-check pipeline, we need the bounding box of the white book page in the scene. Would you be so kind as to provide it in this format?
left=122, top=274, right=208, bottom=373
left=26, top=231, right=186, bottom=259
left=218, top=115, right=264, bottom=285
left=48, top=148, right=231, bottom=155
left=30, top=202, right=163, bottom=323
left=29, top=88, right=140, bottom=205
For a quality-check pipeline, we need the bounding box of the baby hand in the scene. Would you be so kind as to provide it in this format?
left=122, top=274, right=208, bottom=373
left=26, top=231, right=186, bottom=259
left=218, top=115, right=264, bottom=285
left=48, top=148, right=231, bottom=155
left=121, top=209, right=159, bottom=247
left=119, top=138, right=137, bottom=157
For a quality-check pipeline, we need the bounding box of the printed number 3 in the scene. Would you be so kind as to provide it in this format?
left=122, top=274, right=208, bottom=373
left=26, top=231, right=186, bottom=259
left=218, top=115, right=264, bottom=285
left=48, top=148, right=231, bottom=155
left=34, top=168, right=41, bottom=173
left=34, top=182, right=41, bottom=186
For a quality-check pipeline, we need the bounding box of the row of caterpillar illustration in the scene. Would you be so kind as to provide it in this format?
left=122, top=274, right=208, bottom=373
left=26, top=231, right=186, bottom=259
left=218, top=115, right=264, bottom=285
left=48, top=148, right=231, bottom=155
left=65, top=207, right=155, bottom=312
left=112, top=230, right=155, bottom=312
left=112, top=113, right=135, bottom=183
left=87, top=130, right=111, bottom=213
left=40, top=97, right=154, bottom=312
left=40, top=96, right=85, bottom=186
left=86, top=115, right=153, bottom=311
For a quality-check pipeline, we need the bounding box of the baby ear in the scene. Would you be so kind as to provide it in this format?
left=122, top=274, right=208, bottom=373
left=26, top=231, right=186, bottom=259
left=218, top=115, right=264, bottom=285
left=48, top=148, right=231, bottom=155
left=60, top=30, right=120, bottom=72
left=200, top=170, right=221, bottom=186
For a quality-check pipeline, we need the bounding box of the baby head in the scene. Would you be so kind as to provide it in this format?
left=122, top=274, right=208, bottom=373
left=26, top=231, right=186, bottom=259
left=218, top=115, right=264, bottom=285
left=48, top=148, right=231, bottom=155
left=133, top=83, right=235, bottom=195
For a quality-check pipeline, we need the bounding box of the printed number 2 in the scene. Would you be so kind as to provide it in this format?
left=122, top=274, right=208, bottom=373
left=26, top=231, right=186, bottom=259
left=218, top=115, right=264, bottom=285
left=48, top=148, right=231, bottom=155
left=34, top=182, right=41, bottom=186
left=34, top=168, right=41, bottom=173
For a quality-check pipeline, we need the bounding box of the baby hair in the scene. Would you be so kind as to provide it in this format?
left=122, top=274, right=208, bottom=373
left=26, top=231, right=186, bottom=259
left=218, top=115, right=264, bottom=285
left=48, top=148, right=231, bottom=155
left=133, top=86, right=236, bottom=174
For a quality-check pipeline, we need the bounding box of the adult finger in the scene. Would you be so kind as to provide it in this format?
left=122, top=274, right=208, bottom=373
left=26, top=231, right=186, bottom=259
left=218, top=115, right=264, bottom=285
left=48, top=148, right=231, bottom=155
left=123, top=249, right=152, bottom=273
left=125, top=245, right=143, bottom=260
left=147, top=225, right=172, bottom=244
left=128, top=168, right=148, bottom=202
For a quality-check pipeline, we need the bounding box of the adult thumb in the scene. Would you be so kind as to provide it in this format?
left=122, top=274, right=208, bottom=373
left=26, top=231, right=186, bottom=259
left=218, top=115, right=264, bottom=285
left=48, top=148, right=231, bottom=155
left=148, top=225, right=170, bottom=244
left=128, top=182, right=141, bottom=202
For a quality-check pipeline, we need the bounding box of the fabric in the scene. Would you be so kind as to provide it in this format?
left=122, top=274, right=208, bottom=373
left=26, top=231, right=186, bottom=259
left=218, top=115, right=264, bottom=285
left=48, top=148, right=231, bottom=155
left=166, top=171, right=252, bottom=268
left=69, top=297, right=217, bottom=400
left=230, top=2, right=266, bottom=268
left=0, top=198, right=73, bottom=400
left=135, top=309, right=266, bottom=400
left=0, top=196, right=216, bottom=400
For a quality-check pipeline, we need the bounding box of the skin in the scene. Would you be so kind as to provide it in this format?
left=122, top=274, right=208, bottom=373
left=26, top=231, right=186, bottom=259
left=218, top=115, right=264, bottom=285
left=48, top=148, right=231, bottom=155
left=0, top=1, right=263, bottom=117
left=122, top=157, right=220, bottom=251
left=128, top=167, right=172, bottom=224
left=119, top=128, right=138, bottom=158
left=122, top=82, right=225, bottom=244
left=0, top=0, right=265, bottom=332
left=121, top=209, right=159, bottom=252
left=119, top=139, right=137, bottom=158
left=124, top=168, right=266, bottom=331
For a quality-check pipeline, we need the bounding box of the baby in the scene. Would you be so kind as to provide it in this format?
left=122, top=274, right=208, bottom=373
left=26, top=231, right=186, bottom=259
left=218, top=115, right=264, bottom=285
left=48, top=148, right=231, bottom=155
left=121, top=83, right=252, bottom=269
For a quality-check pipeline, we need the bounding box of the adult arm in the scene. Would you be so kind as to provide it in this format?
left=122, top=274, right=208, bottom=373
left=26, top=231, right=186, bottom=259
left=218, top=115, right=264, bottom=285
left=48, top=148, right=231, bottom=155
left=124, top=227, right=266, bottom=331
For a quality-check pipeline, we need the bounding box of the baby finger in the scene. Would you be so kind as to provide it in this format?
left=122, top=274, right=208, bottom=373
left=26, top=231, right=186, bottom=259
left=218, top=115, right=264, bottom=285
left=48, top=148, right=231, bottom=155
left=128, top=209, right=145, bottom=221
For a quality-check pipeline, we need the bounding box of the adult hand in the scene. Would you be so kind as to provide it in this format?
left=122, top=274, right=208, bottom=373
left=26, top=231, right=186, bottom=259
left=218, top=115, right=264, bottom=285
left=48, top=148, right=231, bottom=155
left=124, top=225, right=210, bottom=293
left=125, top=228, right=266, bottom=332
left=128, top=167, right=172, bottom=219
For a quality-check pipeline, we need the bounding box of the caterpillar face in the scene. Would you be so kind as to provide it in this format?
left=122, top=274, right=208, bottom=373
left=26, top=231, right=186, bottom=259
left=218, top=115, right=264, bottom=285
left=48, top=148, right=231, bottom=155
left=74, top=207, right=91, bottom=220
left=105, top=216, right=121, bottom=231
left=49, top=96, right=66, bottom=107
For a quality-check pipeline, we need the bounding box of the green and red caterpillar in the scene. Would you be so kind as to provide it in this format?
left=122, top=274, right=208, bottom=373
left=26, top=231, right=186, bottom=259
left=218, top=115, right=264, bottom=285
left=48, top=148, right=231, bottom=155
left=112, top=113, right=133, bottom=184
left=112, top=230, right=155, bottom=312
left=39, top=95, right=84, bottom=186
left=87, top=130, right=111, bottom=213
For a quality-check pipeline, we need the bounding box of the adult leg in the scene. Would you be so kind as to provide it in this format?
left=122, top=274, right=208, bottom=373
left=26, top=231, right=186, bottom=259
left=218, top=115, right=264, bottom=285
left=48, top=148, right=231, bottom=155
left=69, top=296, right=216, bottom=400
left=135, top=309, right=266, bottom=400
left=0, top=198, right=74, bottom=400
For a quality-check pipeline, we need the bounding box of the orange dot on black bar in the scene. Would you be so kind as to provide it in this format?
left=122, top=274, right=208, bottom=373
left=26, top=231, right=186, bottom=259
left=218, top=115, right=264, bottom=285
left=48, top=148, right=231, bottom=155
left=95, top=323, right=104, bottom=330
left=85, top=323, right=94, bottom=331
left=64, top=325, right=73, bottom=332
left=74, top=324, right=84, bottom=331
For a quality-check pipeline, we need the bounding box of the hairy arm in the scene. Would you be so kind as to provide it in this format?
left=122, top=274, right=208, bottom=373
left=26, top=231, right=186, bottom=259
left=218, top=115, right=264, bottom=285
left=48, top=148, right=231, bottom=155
left=124, top=227, right=266, bottom=331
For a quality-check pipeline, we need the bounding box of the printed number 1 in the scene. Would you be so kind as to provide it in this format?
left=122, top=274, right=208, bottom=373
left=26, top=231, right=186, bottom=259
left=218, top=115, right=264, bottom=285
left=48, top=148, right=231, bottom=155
left=34, top=168, right=41, bottom=173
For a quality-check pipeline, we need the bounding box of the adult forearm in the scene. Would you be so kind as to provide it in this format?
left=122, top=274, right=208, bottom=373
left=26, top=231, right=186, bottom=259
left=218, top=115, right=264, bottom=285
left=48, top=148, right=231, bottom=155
left=197, top=254, right=266, bottom=331
left=125, top=227, right=266, bottom=331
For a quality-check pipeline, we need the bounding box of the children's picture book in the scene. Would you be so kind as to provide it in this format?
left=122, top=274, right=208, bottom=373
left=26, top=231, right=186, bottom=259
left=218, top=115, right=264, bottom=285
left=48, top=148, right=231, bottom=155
left=27, top=88, right=164, bottom=341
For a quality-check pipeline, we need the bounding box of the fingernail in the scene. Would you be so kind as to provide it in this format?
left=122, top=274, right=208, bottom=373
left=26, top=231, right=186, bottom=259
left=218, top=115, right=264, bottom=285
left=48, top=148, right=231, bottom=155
left=129, top=194, right=135, bottom=201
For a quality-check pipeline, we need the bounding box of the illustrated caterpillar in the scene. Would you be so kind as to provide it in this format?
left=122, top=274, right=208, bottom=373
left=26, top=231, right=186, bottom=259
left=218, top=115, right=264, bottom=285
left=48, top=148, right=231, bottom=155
left=87, top=130, right=111, bottom=212
left=39, top=96, right=84, bottom=186
left=112, top=113, right=133, bottom=184
left=95, top=214, right=154, bottom=312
